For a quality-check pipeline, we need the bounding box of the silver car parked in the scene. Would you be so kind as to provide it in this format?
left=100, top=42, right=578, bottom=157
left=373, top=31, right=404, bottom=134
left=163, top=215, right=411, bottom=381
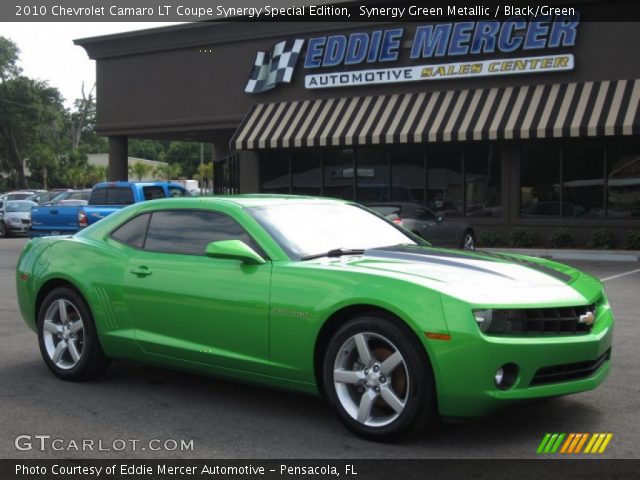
left=368, top=202, right=475, bottom=250
left=0, top=200, right=37, bottom=237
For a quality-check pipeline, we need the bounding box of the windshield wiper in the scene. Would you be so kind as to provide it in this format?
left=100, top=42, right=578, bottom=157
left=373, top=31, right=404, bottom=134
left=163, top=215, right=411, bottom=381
left=300, top=248, right=365, bottom=261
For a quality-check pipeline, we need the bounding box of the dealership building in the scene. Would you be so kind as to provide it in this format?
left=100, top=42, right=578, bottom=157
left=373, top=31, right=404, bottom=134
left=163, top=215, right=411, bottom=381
left=76, top=14, right=640, bottom=246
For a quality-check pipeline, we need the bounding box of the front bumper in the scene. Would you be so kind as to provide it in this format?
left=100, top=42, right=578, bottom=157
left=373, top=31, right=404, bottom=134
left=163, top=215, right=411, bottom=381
left=430, top=296, right=613, bottom=417
left=7, top=222, right=30, bottom=234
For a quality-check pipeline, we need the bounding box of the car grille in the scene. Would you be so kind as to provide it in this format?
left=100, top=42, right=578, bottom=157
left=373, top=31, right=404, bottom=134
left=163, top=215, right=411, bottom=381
left=482, top=304, right=596, bottom=335
left=530, top=349, right=611, bottom=386
left=21, top=219, right=30, bottom=224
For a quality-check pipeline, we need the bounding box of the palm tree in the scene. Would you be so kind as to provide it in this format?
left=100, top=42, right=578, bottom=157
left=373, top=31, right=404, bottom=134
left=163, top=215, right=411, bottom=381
left=128, top=162, right=153, bottom=181
left=194, top=163, right=214, bottom=193
left=153, top=163, right=181, bottom=181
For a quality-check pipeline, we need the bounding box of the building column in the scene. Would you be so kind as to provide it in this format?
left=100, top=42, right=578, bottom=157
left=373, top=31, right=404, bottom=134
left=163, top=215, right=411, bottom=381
left=108, top=136, right=128, bottom=181
left=239, top=151, right=259, bottom=194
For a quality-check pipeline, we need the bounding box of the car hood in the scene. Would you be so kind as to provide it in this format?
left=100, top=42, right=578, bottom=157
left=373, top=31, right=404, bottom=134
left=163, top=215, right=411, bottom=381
left=5, top=212, right=30, bottom=220
left=304, top=245, right=594, bottom=306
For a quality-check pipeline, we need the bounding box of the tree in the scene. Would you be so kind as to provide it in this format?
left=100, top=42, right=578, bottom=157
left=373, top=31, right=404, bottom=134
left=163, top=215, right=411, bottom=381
left=65, top=165, right=88, bottom=189
left=128, top=162, right=153, bottom=181
left=129, top=138, right=166, bottom=161
left=0, top=36, right=20, bottom=81
left=0, top=37, right=67, bottom=188
left=0, top=76, right=66, bottom=188
left=86, top=165, right=107, bottom=185
left=153, top=163, right=181, bottom=180
left=165, top=141, right=212, bottom=177
left=69, top=82, right=95, bottom=150
left=194, top=162, right=214, bottom=192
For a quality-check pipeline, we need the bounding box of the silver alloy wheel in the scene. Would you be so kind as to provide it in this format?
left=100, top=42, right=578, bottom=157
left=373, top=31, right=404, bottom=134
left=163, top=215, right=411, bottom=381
left=42, top=299, right=85, bottom=370
left=463, top=233, right=475, bottom=250
left=333, top=332, right=409, bottom=427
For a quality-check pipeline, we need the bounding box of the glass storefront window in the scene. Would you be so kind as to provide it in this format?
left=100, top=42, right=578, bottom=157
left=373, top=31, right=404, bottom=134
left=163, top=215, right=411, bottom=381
left=607, top=140, right=640, bottom=218
left=465, top=143, right=502, bottom=218
left=427, top=144, right=463, bottom=217
left=324, top=149, right=355, bottom=200
left=520, top=143, right=561, bottom=217
left=391, top=148, right=424, bottom=204
left=562, top=142, right=605, bottom=218
left=355, top=149, right=389, bottom=202
left=260, top=150, right=290, bottom=194
left=292, top=150, right=322, bottom=196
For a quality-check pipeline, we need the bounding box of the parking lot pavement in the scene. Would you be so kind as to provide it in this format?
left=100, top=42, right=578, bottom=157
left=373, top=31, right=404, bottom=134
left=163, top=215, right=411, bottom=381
left=0, top=237, right=638, bottom=459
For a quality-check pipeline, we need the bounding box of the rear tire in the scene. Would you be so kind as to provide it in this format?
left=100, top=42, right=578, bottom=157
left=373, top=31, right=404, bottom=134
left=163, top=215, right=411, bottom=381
left=37, top=286, right=110, bottom=381
left=323, top=313, right=436, bottom=441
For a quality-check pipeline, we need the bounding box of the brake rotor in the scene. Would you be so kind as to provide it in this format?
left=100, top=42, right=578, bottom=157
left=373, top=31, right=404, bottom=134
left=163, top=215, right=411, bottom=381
left=371, top=346, right=407, bottom=409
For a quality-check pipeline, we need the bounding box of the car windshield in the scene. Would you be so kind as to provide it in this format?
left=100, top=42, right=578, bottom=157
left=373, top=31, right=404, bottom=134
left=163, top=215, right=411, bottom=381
left=6, top=201, right=33, bottom=212
left=49, top=192, right=69, bottom=204
left=248, top=202, right=417, bottom=260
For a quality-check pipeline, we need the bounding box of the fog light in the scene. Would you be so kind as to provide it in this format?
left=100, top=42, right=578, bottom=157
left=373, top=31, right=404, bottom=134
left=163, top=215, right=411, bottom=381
left=494, top=363, right=518, bottom=390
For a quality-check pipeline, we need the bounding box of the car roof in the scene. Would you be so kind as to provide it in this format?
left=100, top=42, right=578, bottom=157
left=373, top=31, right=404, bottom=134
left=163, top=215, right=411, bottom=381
left=141, top=194, right=350, bottom=209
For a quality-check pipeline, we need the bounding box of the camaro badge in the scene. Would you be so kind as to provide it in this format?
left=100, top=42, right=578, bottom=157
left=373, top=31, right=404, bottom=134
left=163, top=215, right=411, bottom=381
left=578, top=311, right=596, bottom=326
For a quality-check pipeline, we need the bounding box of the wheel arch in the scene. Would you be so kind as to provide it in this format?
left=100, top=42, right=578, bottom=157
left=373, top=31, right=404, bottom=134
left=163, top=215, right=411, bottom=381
left=313, top=304, right=435, bottom=397
left=35, top=278, right=87, bottom=325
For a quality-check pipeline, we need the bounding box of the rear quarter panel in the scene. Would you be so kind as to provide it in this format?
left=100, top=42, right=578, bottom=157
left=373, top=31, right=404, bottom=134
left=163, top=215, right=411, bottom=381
left=17, top=236, right=138, bottom=357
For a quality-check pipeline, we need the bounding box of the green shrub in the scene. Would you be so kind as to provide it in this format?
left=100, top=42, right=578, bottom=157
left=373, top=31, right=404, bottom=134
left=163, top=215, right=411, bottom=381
left=588, top=229, right=614, bottom=249
left=626, top=230, right=640, bottom=250
left=509, top=228, right=537, bottom=248
left=548, top=228, right=575, bottom=248
left=477, top=231, right=503, bottom=248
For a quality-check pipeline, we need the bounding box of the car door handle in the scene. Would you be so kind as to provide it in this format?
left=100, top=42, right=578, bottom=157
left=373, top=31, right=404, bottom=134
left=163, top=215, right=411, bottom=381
left=130, top=266, right=152, bottom=277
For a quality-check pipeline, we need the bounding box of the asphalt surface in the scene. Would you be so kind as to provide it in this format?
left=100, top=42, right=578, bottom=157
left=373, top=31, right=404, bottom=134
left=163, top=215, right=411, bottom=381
left=0, top=237, right=638, bottom=459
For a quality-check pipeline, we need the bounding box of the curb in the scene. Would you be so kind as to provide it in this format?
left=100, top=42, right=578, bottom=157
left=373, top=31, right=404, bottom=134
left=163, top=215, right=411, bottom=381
left=478, top=248, right=640, bottom=263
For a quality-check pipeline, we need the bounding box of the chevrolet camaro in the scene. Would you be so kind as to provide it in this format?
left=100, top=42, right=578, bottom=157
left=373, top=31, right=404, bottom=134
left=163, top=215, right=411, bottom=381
left=16, top=196, right=613, bottom=440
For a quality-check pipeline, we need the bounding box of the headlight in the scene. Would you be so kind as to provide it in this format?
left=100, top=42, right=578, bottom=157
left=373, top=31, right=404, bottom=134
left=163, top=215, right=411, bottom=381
left=473, top=309, right=508, bottom=333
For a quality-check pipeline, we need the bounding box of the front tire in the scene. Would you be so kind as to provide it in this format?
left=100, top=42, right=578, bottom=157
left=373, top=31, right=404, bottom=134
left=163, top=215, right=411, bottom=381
left=323, top=314, right=436, bottom=441
left=37, top=287, right=109, bottom=381
left=0, top=221, right=8, bottom=238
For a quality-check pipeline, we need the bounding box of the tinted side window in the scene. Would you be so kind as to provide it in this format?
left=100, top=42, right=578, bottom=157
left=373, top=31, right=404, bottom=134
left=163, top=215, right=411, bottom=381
left=169, top=186, right=188, bottom=197
left=90, top=187, right=134, bottom=205
left=144, top=210, right=256, bottom=256
left=143, top=186, right=166, bottom=200
left=89, top=188, right=106, bottom=204
left=111, top=214, right=151, bottom=248
left=415, top=209, right=437, bottom=222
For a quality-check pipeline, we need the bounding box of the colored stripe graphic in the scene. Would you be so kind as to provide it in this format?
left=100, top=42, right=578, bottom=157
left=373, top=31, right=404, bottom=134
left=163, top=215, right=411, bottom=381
left=537, top=433, right=552, bottom=453
left=540, top=433, right=613, bottom=454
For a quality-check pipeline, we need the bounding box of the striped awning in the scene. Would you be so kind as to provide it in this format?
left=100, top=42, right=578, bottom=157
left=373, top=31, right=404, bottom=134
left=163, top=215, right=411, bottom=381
left=231, top=79, right=640, bottom=150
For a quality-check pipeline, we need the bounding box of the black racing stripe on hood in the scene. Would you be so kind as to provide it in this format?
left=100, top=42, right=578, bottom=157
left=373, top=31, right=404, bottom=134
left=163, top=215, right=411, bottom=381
left=364, top=247, right=515, bottom=280
left=477, top=251, right=572, bottom=283
left=366, top=246, right=572, bottom=283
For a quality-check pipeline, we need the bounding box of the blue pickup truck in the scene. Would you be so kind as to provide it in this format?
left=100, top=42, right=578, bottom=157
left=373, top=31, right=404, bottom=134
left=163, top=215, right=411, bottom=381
left=30, top=181, right=188, bottom=237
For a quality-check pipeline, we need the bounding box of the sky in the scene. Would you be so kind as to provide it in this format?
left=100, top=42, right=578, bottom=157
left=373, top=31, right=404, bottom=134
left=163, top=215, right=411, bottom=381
left=0, top=22, right=183, bottom=108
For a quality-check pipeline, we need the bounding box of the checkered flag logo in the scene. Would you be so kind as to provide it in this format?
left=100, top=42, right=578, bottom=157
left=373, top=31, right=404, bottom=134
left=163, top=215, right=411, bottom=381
left=245, top=39, right=305, bottom=94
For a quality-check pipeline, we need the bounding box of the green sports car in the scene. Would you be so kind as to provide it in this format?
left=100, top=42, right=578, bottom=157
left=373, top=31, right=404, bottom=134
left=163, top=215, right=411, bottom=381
left=16, top=196, right=613, bottom=441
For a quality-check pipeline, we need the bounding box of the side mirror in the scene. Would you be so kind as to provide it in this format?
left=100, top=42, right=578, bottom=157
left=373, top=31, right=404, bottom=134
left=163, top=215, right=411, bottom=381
left=205, top=240, right=266, bottom=265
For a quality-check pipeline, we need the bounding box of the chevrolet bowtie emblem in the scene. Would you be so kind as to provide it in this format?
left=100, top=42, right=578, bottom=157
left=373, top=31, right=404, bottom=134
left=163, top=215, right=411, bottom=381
left=578, top=311, right=596, bottom=326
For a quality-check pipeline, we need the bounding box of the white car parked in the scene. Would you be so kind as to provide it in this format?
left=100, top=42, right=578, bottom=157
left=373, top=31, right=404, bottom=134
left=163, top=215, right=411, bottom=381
left=0, top=200, right=37, bottom=237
